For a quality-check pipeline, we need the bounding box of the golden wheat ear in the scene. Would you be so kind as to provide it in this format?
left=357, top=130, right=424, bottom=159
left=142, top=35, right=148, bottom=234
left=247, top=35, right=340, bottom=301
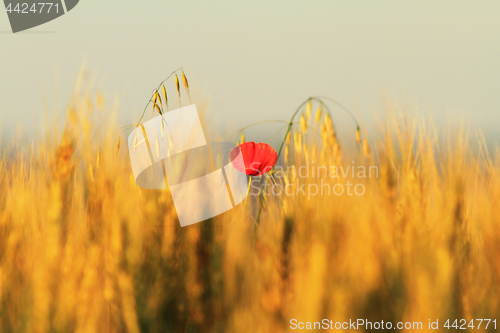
left=153, top=90, right=163, bottom=116
left=162, top=85, right=169, bottom=112
left=175, top=73, right=181, bottom=107
left=156, top=91, right=163, bottom=109
left=363, top=139, right=371, bottom=157
left=305, top=101, right=312, bottom=123
left=96, top=149, right=101, bottom=169
left=182, top=70, right=192, bottom=103
left=116, top=136, right=121, bottom=156
left=152, top=91, right=157, bottom=116
left=300, top=114, right=307, bottom=134
left=315, top=105, right=322, bottom=124
left=153, top=91, right=163, bottom=116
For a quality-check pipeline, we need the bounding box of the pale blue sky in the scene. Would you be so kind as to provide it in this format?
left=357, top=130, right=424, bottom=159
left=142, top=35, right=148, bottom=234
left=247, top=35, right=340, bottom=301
left=1, top=1, right=499, bottom=148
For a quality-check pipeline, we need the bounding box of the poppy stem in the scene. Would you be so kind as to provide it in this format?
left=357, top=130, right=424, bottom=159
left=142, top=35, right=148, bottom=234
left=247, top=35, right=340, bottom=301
left=243, top=176, right=252, bottom=209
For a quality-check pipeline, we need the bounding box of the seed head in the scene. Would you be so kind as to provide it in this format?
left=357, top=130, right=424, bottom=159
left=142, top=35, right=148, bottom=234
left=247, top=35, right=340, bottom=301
left=324, top=114, right=333, bottom=133
left=293, top=132, right=301, bottom=152
left=300, top=114, right=307, bottom=134
left=155, top=104, right=162, bottom=115
left=153, top=92, right=162, bottom=115
left=116, top=136, right=121, bottom=155
left=305, top=101, right=312, bottom=123
left=321, top=122, right=327, bottom=140
left=182, top=70, right=192, bottom=103
left=175, top=74, right=180, bottom=97
left=182, top=70, right=189, bottom=91
left=162, top=85, right=169, bottom=112
left=155, top=91, right=162, bottom=109
left=96, top=150, right=101, bottom=169
left=315, top=106, right=322, bottom=124
left=363, top=139, right=371, bottom=157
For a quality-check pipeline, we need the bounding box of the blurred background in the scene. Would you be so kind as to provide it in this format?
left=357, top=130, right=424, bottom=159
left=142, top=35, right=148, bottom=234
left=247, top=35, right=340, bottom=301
left=1, top=0, right=499, bottom=148
left=2, top=2, right=500, bottom=332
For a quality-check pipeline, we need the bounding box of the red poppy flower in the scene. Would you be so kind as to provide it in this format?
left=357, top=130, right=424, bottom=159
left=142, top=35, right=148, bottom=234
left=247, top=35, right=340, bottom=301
left=230, top=142, right=277, bottom=176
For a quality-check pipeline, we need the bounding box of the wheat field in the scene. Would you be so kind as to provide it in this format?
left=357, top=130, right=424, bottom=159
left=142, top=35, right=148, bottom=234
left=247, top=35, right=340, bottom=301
left=0, top=80, right=499, bottom=333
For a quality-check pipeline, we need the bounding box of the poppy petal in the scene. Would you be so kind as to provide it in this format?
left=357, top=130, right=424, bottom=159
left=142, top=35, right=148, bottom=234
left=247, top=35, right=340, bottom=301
left=230, top=142, right=277, bottom=176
